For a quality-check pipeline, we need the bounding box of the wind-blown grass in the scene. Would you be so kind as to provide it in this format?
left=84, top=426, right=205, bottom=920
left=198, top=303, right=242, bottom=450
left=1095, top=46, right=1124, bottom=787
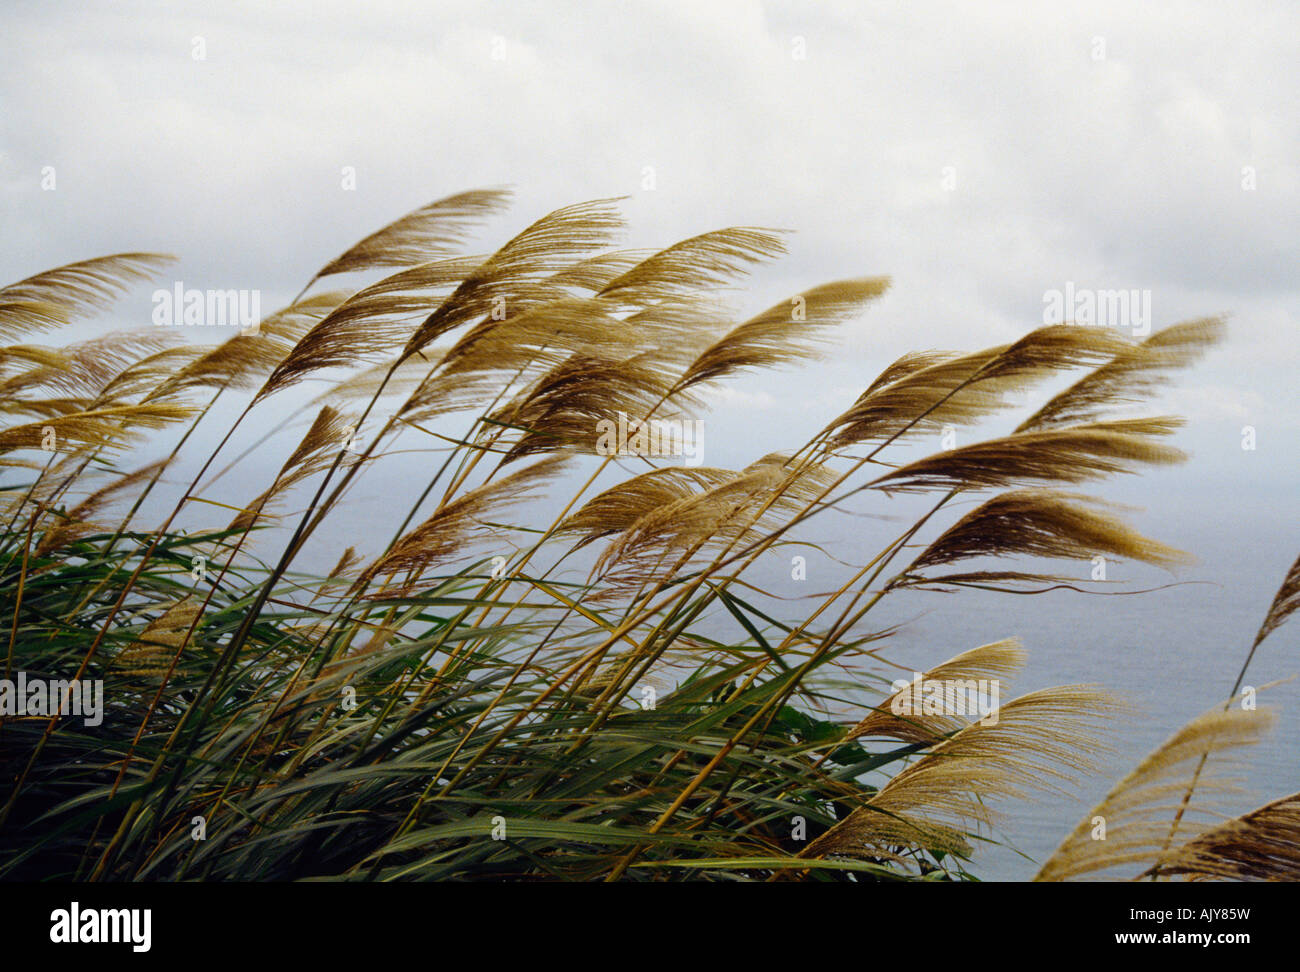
left=0, top=191, right=1294, bottom=881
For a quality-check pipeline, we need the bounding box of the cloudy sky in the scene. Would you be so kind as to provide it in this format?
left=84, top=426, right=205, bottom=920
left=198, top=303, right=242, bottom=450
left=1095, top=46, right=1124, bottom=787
left=2, top=0, right=1295, bottom=562
left=3, top=1, right=1295, bottom=461
left=3, top=0, right=1296, bottom=610
left=2, top=0, right=1297, bottom=877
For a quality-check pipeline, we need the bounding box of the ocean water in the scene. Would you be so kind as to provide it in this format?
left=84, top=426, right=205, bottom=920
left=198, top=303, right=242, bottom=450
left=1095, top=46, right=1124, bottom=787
left=880, top=576, right=1296, bottom=881
left=744, top=485, right=1299, bottom=881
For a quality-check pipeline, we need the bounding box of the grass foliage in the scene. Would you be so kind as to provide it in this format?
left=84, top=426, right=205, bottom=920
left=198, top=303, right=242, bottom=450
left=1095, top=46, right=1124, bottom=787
left=0, top=191, right=1295, bottom=881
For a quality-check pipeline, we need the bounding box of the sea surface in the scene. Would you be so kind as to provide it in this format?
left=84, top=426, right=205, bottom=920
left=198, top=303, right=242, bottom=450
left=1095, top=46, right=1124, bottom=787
left=796, top=500, right=1297, bottom=881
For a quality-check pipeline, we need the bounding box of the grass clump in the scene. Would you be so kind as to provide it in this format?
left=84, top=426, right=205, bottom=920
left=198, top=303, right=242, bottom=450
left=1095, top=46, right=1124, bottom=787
left=0, top=192, right=1294, bottom=881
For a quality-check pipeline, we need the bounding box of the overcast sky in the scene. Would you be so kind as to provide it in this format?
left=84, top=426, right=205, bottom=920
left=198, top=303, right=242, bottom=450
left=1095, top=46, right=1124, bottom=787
left=2, top=0, right=1295, bottom=504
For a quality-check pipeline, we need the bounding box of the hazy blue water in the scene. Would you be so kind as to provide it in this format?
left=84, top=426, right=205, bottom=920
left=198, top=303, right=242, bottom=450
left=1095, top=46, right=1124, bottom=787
left=742, top=479, right=1299, bottom=881
left=882, top=570, right=1297, bottom=881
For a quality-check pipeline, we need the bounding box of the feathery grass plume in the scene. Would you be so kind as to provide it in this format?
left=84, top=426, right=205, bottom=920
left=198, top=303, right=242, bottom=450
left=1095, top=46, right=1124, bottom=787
left=33, top=459, right=171, bottom=557
left=0, top=402, right=194, bottom=456
left=0, top=331, right=178, bottom=403
left=800, top=810, right=977, bottom=871
left=355, top=453, right=570, bottom=594
left=255, top=258, right=485, bottom=401
left=312, top=188, right=512, bottom=279
left=592, top=453, right=836, bottom=589
left=427, top=233, right=763, bottom=381
left=89, top=345, right=207, bottom=406
left=1018, top=317, right=1226, bottom=431
left=559, top=466, right=740, bottom=549
left=415, top=252, right=663, bottom=381
left=420, top=264, right=630, bottom=358
left=0, top=344, right=71, bottom=375
left=870, top=686, right=1115, bottom=820
left=318, top=546, right=363, bottom=594
left=974, top=323, right=1134, bottom=380
left=595, top=227, right=789, bottom=305
left=546, top=251, right=649, bottom=294
left=826, top=326, right=1133, bottom=450
left=402, top=198, right=627, bottom=360
left=804, top=685, right=1115, bottom=864
left=677, top=277, right=890, bottom=390
left=0, top=456, right=45, bottom=473
left=431, top=289, right=726, bottom=384
left=150, top=291, right=350, bottom=400
left=23, top=341, right=207, bottom=519
left=1151, top=791, right=1300, bottom=881
left=622, top=298, right=741, bottom=370
left=584, top=461, right=776, bottom=584
left=849, top=639, right=1027, bottom=743
left=493, top=353, right=695, bottom=462
left=0, top=395, right=90, bottom=421
left=111, top=598, right=206, bottom=678
left=896, top=489, right=1189, bottom=588
left=228, top=406, right=357, bottom=532
left=827, top=348, right=1001, bottom=448
left=0, top=253, right=175, bottom=341
left=859, top=349, right=959, bottom=397
left=1250, top=551, right=1300, bottom=650
left=868, top=417, right=1186, bottom=493
left=1034, top=698, right=1273, bottom=881
left=436, top=295, right=632, bottom=377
